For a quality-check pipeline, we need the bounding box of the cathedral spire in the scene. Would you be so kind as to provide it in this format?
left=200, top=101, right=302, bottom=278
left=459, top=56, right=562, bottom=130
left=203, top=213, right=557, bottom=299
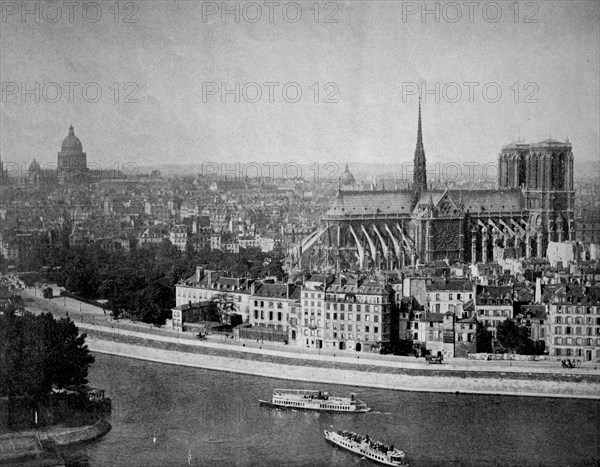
left=413, top=97, right=427, bottom=195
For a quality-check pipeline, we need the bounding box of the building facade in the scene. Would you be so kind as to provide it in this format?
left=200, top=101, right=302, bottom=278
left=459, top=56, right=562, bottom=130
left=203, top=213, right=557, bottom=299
left=547, top=285, right=600, bottom=361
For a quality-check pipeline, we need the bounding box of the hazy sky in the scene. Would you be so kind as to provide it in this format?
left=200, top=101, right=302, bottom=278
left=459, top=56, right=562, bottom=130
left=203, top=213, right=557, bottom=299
left=1, top=0, right=598, bottom=176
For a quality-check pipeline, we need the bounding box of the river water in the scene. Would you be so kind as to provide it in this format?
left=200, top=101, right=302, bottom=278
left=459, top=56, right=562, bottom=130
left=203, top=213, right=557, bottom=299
left=61, top=353, right=599, bottom=467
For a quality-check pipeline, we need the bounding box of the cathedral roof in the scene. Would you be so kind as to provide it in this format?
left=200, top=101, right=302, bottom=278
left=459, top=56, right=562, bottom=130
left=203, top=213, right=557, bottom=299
left=324, top=190, right=414, bottom=219
left=413, top=189, right=525, bottom=214
left=61, top=125, right=83, bottom=152
left=456, top=189, right=524, bottom=213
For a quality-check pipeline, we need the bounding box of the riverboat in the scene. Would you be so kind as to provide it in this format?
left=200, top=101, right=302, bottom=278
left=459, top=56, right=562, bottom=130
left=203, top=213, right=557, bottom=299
left=324, top=429, right=408, bottom=466
left=259, top=389, right=370, bottom=412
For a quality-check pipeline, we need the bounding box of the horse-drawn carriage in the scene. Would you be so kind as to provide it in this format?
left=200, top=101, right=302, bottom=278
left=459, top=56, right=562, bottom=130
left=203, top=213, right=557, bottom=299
left=425, top=354, right=444, bottom=364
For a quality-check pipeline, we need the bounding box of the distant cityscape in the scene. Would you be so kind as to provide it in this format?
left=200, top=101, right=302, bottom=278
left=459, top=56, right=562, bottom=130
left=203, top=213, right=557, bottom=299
left=1, top=106, right=599, bottom=363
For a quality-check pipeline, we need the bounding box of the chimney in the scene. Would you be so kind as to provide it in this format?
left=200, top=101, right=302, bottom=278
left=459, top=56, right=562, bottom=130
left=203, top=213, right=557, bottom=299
left=535, top=277, right=542, bottom=304
left=286, top=283, right=291, bottom=299
left=251, top=281, right=256, bottom=295
left=196, top=266, right=203, bottom=282
left=207, top=270, right=213, bottom=287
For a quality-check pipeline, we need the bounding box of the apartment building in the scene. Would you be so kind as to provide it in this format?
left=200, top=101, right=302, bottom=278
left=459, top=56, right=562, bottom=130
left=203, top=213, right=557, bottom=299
left=547, top=285, right=600, bottom=361
left=323, top=276, right=394, bottom=353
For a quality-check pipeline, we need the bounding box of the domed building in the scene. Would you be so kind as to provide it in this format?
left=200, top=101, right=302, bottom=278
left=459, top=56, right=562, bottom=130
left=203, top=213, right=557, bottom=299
left=340, top=163, right=355, bottom=188
left=57, top=125, right=87, bottom=181
left=23, top=124, right=124, bottom=185
left=27, top=158, right=41, bottom=183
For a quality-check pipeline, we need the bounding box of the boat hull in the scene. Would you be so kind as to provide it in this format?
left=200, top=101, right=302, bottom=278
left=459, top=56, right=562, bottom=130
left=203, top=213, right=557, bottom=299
left=259, top=399, right=371, bottom=413
left=324, top=430, right=407, bottom=466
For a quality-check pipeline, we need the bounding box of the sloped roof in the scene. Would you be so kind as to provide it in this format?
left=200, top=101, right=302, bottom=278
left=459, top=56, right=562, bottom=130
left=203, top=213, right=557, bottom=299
left=324, top=190, right=414, bottom=219
left=427, top=279, right=473, bottom=292
left=421, top=312, right=445, bottom=323
left=454, top=189, right=524, bottom=213
left=253, top=283, right=299, bottom=300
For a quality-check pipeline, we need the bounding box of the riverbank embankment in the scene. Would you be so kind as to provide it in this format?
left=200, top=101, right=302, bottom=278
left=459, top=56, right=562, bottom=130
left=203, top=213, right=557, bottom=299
left=0, top=419, right=110, bottom=465
left=87, top=330, right=600, bottom=399
left=19, top=290, right=600, bottom=399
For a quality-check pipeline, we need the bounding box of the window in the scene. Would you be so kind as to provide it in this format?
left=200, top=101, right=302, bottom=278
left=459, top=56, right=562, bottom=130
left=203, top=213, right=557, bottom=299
left=326, top=313, right=330, bottom=320
left=340, top=313, right=345, bottom=320
left=449, top=294, right=453, bottom=300
left=555, top=326, right=562, bottom=334
left=269, top=311, right=273, bottom=321
left=356, top=314, right=361, bottom=321
left=374, top=315, right=379, bottom=323
left=277, top=303, right=282, bottom=309
left=365, top=326, right=370, bottom=333
left=374, top=327, right=379, bottom=334
left=436, top=293, right=440, bottom=300
left=566, top=327, right=572, bottom=335
left=556, top=316, right=562, bottom=324
left=277, top=312, right=282, bottom=321
left=254, top=310, right=259, bottom=319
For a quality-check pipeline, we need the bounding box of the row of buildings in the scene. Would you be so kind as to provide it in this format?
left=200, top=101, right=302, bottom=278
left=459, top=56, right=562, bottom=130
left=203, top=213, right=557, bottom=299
left=173, top=260, right=600, bottom=360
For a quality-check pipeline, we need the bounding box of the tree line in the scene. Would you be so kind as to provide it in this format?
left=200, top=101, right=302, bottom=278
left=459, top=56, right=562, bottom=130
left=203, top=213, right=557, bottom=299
left=35, top=242, right=285, bottom=325
left=0, top=311, right=94, bottom=401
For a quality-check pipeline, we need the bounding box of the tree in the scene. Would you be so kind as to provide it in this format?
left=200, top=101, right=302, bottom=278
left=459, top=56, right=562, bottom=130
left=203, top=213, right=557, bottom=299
left=475, top=322, right=493, bottom=353
left=210, top=292, right=237, bottom=324
left=0, top=312, right=95, bottom=427
left=496, top=319, right=533, bottom=354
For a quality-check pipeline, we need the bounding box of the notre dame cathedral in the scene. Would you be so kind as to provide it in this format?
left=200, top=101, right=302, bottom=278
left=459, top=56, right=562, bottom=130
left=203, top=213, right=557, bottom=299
left=294, top=103, right=575, bottom=270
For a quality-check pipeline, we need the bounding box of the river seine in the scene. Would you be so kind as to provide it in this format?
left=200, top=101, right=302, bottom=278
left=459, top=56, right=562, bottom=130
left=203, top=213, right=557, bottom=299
left=61, top=353, right=599, bottom=466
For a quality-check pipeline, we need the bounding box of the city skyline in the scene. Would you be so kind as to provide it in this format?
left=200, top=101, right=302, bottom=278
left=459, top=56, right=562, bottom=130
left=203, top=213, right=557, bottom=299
left=1, top=1, right=598, bottom=171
